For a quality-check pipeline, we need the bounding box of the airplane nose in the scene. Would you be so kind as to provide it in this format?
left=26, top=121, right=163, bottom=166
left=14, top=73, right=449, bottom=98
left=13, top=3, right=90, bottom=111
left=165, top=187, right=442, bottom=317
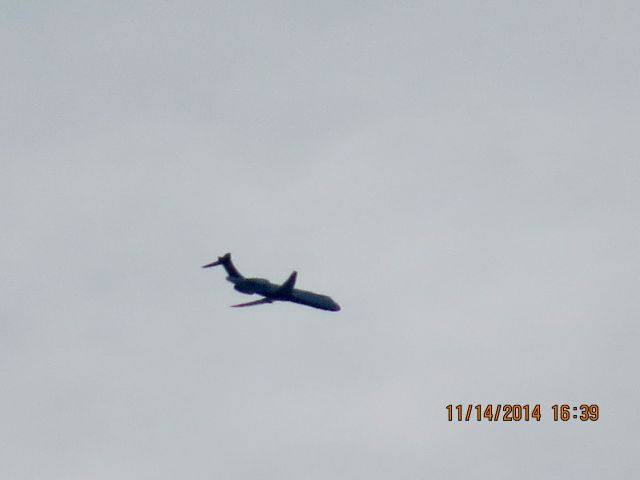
left=331, top=303, right=341, bottom=311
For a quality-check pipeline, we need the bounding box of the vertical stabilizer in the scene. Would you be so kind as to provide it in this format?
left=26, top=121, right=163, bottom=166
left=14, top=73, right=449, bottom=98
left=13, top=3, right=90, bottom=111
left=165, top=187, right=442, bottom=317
left=202, top=253, right=243, bottom=278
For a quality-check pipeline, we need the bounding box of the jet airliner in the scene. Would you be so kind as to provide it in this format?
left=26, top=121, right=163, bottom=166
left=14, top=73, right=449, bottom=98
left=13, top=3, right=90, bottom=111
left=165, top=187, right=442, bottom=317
left=202, top=253, right=341, bottom=312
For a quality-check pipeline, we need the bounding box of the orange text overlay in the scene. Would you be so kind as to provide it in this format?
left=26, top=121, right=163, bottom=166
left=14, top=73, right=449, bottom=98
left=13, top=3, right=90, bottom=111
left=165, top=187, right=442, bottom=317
left=446, top=404, right=600, bottom=422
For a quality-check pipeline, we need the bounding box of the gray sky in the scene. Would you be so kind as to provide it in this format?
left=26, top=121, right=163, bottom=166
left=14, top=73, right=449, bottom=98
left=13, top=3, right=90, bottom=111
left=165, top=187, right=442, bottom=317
left=2, top=1, right=639, bottom=478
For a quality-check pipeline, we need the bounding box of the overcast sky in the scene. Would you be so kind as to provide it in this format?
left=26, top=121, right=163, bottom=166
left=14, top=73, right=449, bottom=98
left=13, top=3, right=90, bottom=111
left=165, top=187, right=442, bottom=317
left=2, top=1, right=639, bottom=478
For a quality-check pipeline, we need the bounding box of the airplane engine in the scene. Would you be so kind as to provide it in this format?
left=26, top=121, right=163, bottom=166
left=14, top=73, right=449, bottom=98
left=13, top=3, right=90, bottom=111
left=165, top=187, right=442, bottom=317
left=234, top=283, right=255, bottom=294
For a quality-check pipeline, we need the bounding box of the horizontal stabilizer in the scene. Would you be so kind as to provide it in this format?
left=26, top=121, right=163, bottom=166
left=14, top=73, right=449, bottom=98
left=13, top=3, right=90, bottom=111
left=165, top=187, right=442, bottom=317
left=202, top=253, right=242, bottom=278
left=202, top=259, right=223, bottom=268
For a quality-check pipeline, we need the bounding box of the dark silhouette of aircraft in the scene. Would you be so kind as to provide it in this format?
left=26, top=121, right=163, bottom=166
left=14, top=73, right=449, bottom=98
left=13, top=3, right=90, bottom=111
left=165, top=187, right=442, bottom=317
left=202, top=253, right=341, bottom=312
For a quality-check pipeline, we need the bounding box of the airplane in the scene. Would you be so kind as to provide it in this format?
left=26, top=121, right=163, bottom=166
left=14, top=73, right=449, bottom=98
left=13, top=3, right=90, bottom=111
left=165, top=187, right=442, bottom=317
left=202, top=253, right=341, bottom=312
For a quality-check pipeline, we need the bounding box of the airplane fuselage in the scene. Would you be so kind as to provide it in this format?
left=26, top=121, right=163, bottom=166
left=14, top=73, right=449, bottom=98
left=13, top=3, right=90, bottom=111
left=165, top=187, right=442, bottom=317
left=229, top=276, right=279, bottom=295
left=203, top=253, right=341, bottom=312
left=229, top=276, right=340, bottom=311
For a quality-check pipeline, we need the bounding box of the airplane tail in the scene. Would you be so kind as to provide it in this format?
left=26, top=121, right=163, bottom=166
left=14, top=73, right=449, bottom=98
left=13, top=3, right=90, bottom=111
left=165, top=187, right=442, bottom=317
left=202, top=253, right=242, bottom=278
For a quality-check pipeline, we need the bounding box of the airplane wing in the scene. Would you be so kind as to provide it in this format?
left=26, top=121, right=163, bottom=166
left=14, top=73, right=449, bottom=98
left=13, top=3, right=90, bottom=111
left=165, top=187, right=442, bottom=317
left=274, top=271, right=297, bottom=295
left=231, top=298, right=274, bottom=308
